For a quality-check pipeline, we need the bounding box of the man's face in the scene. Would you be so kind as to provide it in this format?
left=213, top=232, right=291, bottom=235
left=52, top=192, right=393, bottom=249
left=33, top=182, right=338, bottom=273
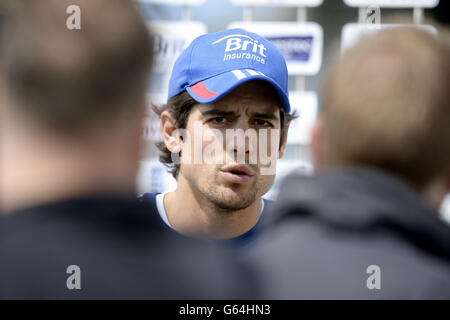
left=178, top=80, right=285, bottom=211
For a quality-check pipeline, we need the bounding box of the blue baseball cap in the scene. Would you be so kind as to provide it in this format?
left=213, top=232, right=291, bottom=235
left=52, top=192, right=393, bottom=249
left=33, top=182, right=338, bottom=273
left=168, top=28, right=291, bottom=113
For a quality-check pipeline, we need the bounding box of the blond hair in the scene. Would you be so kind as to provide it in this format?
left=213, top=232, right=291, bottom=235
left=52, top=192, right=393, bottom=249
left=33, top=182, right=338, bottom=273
left=321, top=27, right=450, bottom=189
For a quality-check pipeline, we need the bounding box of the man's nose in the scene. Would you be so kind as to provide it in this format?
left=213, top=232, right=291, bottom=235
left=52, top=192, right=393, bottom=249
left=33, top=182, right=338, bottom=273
left=229, top=118, right=253, bottom=156
left=234, top=117, right=250, bottom=132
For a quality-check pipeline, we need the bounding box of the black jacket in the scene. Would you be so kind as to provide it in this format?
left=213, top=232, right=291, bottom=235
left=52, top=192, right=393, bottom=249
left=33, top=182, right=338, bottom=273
left=0, top=196, right=256, bottom=299
left=243, top=167, right=450, bottom=299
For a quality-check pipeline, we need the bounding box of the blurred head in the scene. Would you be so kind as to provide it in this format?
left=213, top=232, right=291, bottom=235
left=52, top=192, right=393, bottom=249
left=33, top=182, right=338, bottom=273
left=155, top=80, right=294, bottom=211
left=2, top=0, right=152, bottom=136
left=313, top=27, right=450, bottom=208
left=0, top=0, right=152, bottom=209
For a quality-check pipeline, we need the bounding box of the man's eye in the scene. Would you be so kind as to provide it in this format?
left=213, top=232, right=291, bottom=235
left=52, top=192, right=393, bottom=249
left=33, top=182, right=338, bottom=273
left=253, top=119, right=272, bottom=127
left=210, top=117, right=229, bottom=124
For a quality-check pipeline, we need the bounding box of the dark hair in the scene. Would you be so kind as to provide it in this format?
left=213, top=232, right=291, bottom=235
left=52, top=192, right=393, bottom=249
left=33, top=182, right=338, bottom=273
left=2, top=0, right=153, bottom=134
left=153, top=90, right=297, bottom=179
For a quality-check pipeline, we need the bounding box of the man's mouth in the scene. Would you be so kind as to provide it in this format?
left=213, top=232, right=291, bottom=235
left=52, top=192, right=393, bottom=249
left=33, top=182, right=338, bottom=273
left=220, top=165, right=255, bottom=183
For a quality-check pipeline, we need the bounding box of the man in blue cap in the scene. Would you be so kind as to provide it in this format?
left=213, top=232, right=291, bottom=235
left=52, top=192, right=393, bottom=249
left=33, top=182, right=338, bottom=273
left=143, top=29, right=295, bottom=242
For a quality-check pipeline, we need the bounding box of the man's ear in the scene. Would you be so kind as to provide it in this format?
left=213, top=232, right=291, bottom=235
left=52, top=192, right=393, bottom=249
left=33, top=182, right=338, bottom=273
left=278, top=121, right=290, bottom=159
left=311, top=117, right=325, bottom=171
left=160, top=111, right=181, bottom=153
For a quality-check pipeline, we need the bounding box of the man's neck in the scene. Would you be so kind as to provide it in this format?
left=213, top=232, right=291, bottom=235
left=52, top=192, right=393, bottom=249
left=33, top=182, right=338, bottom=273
left=1, top=128, right=136, bottom=214
left=163, top=175, right=262, bottom=240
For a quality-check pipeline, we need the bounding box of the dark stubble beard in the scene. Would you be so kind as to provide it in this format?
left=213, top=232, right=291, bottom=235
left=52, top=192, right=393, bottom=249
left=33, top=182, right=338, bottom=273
left=200, top=166, right=261, bottom=212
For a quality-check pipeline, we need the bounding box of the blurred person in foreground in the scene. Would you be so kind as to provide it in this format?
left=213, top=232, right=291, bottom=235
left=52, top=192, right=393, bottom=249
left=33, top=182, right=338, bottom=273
left=0, top=0, right=255, bottom=299
left=244, top=27, right=450, bottom=299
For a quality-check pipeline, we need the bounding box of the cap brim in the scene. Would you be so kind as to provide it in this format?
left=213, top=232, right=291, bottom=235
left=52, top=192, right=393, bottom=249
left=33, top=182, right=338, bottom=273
left=186, top=69, right=290, bottom=113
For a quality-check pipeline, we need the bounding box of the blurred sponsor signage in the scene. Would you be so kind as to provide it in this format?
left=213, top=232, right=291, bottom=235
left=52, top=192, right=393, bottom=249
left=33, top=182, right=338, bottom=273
left=343, top=0, right=439, bottom=8
left=230, top=0, right=323, bottom=6
left=138, top=0, right=205, bottom=5
left=137, top=160, right=177, bottom=195
left=287, top=91, right=318, bottom=145
left=142, top=93, right=166, bottom=141
left=148, top=21, right=207, bottom=73
left=228, top=22, right=323, bottom=75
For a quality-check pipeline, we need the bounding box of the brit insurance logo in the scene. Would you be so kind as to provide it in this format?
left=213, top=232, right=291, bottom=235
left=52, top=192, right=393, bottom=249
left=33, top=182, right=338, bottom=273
left=212, top=34, right=268, bottom=65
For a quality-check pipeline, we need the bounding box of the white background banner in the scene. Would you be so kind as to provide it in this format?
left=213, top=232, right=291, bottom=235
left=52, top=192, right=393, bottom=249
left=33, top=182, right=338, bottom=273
left=343, top=0, right=439, bottom=8
left=138, top=0, right=205, bottom=5
left=148, top=21, right=207, bottom=73
left=230, top=0, right=323, bottom=6
left=228, top=22, right=323, bottom=75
